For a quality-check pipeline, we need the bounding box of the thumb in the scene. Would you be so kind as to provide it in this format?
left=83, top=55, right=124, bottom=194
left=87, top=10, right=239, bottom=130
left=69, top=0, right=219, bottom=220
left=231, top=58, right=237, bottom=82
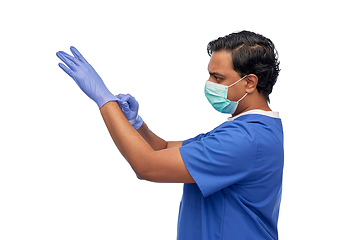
left=118, top=100, right=130, bottom=113
left=127, top=95, right=139, bottom=110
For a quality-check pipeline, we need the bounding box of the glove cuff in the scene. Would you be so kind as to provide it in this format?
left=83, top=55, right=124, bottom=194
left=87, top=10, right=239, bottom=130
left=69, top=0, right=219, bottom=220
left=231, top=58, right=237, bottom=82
left=129, top=115, right=143, bottom=129
left=97, top=91, right=118, bottom=109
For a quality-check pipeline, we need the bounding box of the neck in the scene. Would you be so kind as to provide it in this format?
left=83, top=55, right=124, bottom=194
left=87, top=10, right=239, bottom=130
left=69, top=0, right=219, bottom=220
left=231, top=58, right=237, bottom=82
left=232, top=93, right=271, bottom=117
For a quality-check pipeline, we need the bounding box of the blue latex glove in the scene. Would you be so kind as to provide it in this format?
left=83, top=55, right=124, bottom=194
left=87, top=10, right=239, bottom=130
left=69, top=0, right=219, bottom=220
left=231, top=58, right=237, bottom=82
left=56, top=46, right=118, bottom=109
left=116, top=94, right=143, bottom=129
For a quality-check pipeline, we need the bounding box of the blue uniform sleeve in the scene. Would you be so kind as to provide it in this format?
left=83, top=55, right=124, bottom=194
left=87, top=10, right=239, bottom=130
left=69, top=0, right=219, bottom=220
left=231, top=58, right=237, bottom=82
left=179, top=122, right=258, bottom=197
left=182, top=133, right=209, bottom=146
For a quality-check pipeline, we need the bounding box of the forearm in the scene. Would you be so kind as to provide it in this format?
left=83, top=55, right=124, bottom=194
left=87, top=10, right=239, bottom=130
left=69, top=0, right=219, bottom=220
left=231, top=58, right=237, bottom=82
left=136, top=122, right=168, bottom=151
left=136, top=120, right=183, bottom=150
left=116, top=93, right=182, bottom=150
left=99, top=101, right=192, bottom=183
left=100, top=101, right=154, bottom=176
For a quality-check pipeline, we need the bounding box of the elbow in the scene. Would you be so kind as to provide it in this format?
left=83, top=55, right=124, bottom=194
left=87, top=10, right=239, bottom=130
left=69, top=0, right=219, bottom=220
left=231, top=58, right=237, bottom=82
left=128, top=153, right=158, bottom=182
left=133, top=165, right=152, bottom=181
left=134, top=167, right=157, bottom=182
left=133, top=167, right=145, bottom=180
left=135, top=171, right=153, bottom=182
left=136, top=172, right=146, bottom=180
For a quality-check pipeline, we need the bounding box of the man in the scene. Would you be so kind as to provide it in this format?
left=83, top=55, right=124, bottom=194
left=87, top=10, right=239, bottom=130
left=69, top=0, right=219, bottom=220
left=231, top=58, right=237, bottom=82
left=57, top=30, right=283, bottom=240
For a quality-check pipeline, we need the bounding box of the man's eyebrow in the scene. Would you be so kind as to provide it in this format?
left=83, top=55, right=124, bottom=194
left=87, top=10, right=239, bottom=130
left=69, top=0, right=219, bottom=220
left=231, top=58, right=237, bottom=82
left=209, top=71, right=225, bottom=77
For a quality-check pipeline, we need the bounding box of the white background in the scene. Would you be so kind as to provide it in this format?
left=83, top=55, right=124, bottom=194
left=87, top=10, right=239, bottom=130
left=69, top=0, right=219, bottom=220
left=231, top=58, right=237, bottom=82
left=1, top=0, right=359, bottom=239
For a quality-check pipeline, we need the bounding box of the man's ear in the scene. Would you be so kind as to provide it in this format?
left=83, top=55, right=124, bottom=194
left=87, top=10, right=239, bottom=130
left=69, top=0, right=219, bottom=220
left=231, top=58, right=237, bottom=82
left=245, top=74, right=258, bottom=94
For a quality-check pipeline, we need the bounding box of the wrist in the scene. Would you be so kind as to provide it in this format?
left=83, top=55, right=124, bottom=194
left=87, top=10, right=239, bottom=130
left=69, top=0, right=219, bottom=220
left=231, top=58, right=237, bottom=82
left=96, top=91, right=118, bottom=109
left=130, top=115, right=143, bottom=130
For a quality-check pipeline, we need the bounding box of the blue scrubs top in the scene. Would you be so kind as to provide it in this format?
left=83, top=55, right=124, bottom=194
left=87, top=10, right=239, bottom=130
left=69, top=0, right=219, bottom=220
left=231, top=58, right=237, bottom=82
left=178, top=110, right=284, bottom=240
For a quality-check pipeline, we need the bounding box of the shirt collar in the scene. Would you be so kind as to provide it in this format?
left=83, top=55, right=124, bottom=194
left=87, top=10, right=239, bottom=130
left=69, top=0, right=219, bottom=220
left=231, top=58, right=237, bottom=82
left=227, top=109, right=280, bottom=121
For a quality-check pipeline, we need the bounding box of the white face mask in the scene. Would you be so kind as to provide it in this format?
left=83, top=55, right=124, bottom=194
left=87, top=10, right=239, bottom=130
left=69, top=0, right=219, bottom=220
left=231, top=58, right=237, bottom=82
left=204, top=75, right=248, bottom=114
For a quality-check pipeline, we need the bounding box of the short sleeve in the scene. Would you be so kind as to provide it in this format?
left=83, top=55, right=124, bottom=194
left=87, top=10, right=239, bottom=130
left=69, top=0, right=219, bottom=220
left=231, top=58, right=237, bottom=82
left=182, top=133, right=209, bottom=146
left=179, top=122, right=257, bottom=197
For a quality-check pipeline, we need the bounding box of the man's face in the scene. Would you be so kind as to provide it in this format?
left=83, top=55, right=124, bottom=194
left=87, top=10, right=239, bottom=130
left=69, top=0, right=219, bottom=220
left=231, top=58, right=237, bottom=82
left=207, top=50, right=245, bottom=102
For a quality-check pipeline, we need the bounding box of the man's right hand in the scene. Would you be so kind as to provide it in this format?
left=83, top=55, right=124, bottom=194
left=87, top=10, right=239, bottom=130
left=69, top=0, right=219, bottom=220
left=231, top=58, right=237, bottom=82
left=116, top=94, right=143, bottom=129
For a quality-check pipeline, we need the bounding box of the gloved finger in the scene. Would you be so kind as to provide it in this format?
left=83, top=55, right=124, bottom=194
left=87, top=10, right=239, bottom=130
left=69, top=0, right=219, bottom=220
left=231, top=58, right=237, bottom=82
left=61, top=51, right=82, bottom=66
left=119, top=94, right=131, bottom=107
left=70, top=46, right=89, bottom=64
left=56, top=51, right=79, bottom=70
left=115, top=94, right=125, bottom=99
left=58, top=62, right=73, bottom=77
left=120, top=94, right=131, bottom=103
left=127, top=94, right=136, bottom=103
left=118, top=100, right=130, bottom=113
left=127, top=94, right=139, bottom=109
left=58, top=63, right=80, bottom=87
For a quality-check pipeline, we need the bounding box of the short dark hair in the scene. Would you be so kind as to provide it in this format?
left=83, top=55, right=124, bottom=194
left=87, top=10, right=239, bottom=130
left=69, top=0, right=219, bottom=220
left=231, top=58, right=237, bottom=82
left=207, top=31, right=280, bottom=102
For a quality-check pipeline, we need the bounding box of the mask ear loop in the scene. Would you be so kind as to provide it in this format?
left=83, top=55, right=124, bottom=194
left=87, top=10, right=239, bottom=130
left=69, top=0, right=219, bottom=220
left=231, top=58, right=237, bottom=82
left=229, top=75, right=248, bottom=103
left=228, top=75, right=248, bottom=88
left=236, top=92, right=248, bottom=103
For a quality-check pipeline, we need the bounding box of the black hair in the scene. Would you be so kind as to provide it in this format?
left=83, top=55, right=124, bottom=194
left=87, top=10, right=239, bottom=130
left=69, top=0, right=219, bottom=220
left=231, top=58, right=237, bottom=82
left=207, top=31, right=280, bottom=102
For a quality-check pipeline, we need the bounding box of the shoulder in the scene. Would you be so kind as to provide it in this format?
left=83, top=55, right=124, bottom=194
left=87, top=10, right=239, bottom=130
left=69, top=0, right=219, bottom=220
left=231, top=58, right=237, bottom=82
left=228, top=110, right=283, bottom=136
left=211, top=119, right=258, bottom=147
left=181, top=119, right=258, bottom=162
